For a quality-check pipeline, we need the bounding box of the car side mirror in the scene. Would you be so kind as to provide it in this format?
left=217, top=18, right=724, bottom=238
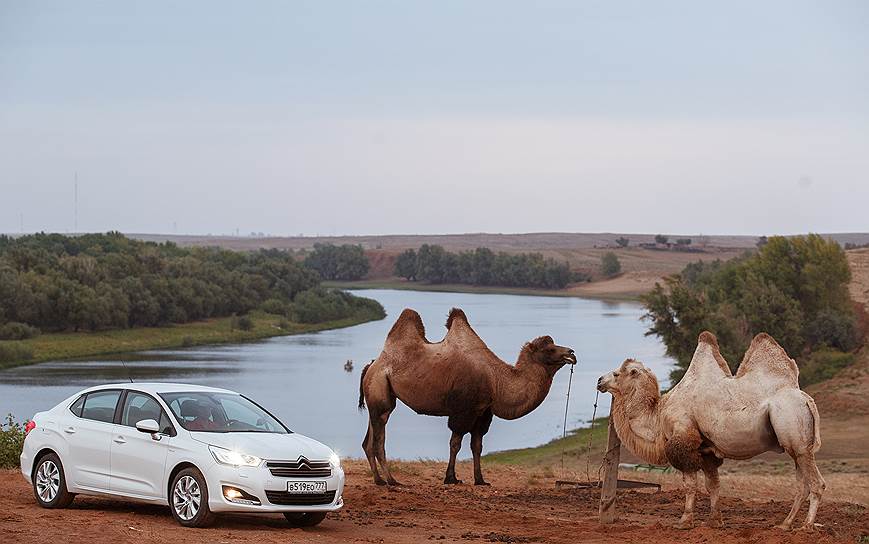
left=135, top=419, right=161, bottom=439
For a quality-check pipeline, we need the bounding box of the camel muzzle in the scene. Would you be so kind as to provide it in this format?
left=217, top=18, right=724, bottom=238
left=562, top=350, right=577, bottom=365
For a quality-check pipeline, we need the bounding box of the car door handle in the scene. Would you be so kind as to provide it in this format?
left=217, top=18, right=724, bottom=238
left=63, top=426, right=75, bottom=434
left=113, top=436, right=127, bottom=444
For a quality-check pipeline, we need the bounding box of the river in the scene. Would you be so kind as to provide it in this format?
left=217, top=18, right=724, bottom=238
left=0, top=289, right=671, bottom=460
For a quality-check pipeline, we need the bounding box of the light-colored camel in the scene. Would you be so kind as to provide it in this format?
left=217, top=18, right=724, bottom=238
left=359, top=308, right=576, bottom=486
left=596, top=331, right=824, bottom=530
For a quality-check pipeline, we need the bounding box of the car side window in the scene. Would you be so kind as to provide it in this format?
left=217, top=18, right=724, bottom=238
left=69, top=395, right=85, bottom=417
left=80, top=390, right=121, bottom=423
left=121, top=391, right=175, bottom=435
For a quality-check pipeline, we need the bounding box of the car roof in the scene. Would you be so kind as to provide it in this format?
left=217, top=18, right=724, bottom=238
left=81, top=382, right=238, bottom=396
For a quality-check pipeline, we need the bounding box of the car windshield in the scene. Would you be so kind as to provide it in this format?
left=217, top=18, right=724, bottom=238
left=159, top=392, right=289, bottom=434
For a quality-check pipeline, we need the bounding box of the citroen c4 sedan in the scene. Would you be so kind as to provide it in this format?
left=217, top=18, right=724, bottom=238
left=20, top=383, right=344, bottom=527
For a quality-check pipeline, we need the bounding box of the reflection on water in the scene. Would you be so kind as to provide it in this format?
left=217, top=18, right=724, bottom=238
left=0, top=289, right=671, bottom=460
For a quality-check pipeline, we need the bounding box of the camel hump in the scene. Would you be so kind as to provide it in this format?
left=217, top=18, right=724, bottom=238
left=735, top=333, right=799, bottom=386
left=683, top=331, right=733, bottom=379
left=445, top=308, right=469, bottom=330
left=385, top=308, right=428, bottom=344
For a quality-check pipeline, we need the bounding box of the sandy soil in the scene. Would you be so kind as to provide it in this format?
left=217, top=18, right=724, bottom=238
left=3, top=462, right=867, bottom=544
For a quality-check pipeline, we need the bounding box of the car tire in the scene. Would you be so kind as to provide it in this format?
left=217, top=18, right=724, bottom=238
left=170, top=467, right=216, bottom=528
left=32, top=453, right=75, bottom=508
left=283, top=511, right=328, bottom=527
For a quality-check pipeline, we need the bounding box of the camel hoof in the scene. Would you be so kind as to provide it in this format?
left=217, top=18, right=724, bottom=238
left=706, top=518, right=722, bottom=529
left=676, top=517, right=694, bottom=530
left=443, top=477, right=463, bottom=485
left=474, top=480, right=491, bottom=486
left=775, top=523, right=791, bottom=531
left=796, top=523, right=816, bottom=532
left=387, top=479, right=402, bottom=487
left=374, top=478, right=388, bottom=486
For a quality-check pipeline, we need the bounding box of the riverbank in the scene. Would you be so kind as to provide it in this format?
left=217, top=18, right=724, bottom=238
left=0, top=309, right=384, bottom=370
left=327, top=278, right=646, bottom=301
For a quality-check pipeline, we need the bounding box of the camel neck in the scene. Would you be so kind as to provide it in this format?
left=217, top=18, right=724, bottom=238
left=491, top=360, right=554, bottom=420
left=610, top=390, right=668, bottom=465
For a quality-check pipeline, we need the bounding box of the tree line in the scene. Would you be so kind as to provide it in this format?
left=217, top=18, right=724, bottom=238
left=642, top=234, right=861, bottom=384
left=393, top=245, right=572, bottom=289
left=0, top=232, right=384, bottom=337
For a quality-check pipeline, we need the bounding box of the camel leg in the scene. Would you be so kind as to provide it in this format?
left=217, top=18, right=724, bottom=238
left=678, top=471, right=699, bottom=529
left=471, top=410, right=493, bottom=485
left=371, top=407, right=400, bottom=486
left=701, top=454, right=724, bottom=528
left=361, top=422, right=385, bottom=486
left=797, top=454, right=825, bottom=530
left=777, top=456, right=809, bottom=530
left=444, top=431, right=465, bottom=484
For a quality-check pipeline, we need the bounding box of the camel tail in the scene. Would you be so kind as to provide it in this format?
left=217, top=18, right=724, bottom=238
left=358, top=361, right=373, bottom=411
left=805, top=393, right=822, bottom=453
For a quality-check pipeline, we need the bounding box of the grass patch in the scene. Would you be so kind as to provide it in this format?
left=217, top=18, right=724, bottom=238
left=0, top=308, right=383, bottom=370
left=484, top=418, right=610, bottom=466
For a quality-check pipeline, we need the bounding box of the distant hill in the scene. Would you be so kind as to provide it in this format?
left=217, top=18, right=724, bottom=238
left=128, top=231, right=869, bottom=252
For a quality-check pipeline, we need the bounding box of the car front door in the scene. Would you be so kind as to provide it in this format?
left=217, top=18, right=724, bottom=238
left=109, top=390, right=173, bottom=499
left=64, top=389, right=122, bottom=492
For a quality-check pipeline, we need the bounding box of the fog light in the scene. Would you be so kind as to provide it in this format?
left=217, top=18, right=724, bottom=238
left=222, top=486, right=261, bottom=505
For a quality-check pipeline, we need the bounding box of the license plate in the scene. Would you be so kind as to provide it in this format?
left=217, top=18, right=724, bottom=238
left=287, top=481, right=327, bottom=494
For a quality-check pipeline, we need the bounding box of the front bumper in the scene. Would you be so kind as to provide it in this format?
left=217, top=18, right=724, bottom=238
left=203, top=461, right=345, bottom=513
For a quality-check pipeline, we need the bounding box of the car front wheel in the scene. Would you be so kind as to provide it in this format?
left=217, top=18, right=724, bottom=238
left=33, top=453, right=75, bottom=508
left=284, top=511, right=328, bottom=527
left=170, top=467, right=216, bottom=528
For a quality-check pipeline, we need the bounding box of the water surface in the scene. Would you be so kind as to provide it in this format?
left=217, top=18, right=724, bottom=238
left=0, top=289, right=671, bottom=460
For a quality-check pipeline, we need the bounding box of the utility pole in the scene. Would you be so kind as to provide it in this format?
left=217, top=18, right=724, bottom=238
left=74, top=172, right=78, bottom=233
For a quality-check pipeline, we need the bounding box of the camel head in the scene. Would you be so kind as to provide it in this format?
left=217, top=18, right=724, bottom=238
left=521, top=335, right=577, bottom=373
left=596, top=358, right=660, bottom=398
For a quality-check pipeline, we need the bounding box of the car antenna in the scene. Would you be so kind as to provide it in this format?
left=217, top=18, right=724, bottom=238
left=120, top=358, right=134, bottom=383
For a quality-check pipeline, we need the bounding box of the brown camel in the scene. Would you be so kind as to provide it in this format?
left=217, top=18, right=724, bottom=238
left=358, top=308, right=576, bottom=486
left=597, top=331, right=824, bottom=530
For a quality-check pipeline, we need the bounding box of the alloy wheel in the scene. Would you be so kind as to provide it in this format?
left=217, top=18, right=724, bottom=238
left=173, top=475, right=201, bottom=521
left=36, top=460, right=60, bottom=503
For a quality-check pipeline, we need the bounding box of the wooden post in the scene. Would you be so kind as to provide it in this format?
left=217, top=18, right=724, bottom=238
left=599, top=414, right=621, bottom=524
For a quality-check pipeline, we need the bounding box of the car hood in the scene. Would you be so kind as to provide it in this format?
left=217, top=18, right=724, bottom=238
left=190, top=432, right=334, bottom=461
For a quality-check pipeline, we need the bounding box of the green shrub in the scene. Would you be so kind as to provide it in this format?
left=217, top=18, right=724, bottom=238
left=601, top=252, right=622, bottom=277
left=798, top=348, right=856, bottom=387
left=0, top=322, right=41, bottom=340
left=260, top=298, right=288, bottom=316
left=0, top=341, right=33, bottom=364
left=237, top=316, right=254, bottom=331
left=291, top=288, right=385, bottom=324
left=0, top=414, right=26, bottom=469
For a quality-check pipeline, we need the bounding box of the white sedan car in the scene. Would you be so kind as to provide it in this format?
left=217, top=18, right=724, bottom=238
left=19, top=383, right=344, bottom=527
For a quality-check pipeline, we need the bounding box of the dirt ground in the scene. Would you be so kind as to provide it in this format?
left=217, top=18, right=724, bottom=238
left=2, top=461, right=868, bottom=544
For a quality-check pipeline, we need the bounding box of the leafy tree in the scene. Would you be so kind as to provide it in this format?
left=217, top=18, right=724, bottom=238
left=676, top=238, right=692, bottom=246
left=615, top=237, right=629, bottom=248
left=655, top=234, right=669, bottom=245
left=303, top=244, right=370, bottom=281
left=601, top=252, right=622, bottom=276
left=394, top=249, right=418, bottom=281
left=642, top=234, right=858, bottom=383
left=0, top=233, right=383, bottom=333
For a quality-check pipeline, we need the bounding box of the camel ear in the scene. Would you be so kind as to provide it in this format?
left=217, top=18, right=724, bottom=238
left=529, top=336, right=554, bottom=351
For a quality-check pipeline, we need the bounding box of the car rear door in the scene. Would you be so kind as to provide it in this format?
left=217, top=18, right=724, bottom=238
left=63, top=389, right=122, bottom=492
left=109, top=390, right=174, bottom=499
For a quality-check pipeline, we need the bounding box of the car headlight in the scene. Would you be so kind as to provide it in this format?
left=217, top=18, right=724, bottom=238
left=209, top=445, right=262, bottom=467
left=329, top=452, right=341, bottom=469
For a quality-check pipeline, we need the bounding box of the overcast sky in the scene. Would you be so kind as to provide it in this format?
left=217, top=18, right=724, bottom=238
left=1, top=1, right=867, bottom=236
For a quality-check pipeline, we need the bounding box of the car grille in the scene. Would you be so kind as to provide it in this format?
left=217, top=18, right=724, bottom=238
left=264, top=490, right=336, bottom=506
left=266, top=458, right=331, bottom=478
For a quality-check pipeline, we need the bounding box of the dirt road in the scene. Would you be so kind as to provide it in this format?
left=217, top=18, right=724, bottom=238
left=3, top=462, right=867, bottom=544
